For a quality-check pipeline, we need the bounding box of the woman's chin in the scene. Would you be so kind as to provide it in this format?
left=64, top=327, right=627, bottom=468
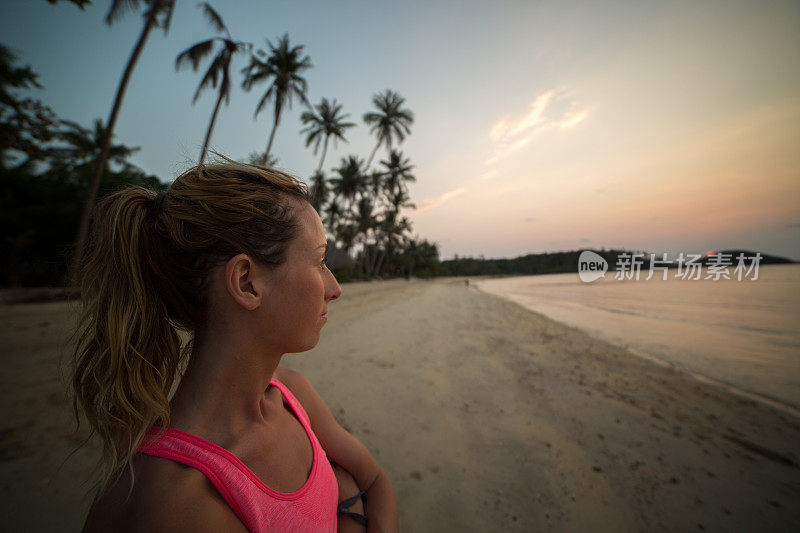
left=286, top=334, right=322, bottom=354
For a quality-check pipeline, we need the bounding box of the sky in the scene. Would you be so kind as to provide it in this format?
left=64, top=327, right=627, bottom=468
left=2, top=0, right=799, bottom=260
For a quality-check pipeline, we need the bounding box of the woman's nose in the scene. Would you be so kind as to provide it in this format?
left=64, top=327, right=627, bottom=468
left=326, top=274, right=342, bottom=301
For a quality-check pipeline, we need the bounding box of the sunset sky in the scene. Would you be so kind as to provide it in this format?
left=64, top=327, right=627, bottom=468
left=2, top=0, right=799, bottom=260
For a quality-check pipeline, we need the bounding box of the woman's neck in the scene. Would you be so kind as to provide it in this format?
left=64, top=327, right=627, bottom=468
left=167, top=329, right=284, bottom=439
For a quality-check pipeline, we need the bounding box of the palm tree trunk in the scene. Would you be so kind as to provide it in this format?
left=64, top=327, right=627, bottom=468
left=264, top=122, right=277, bottom=162
left=374, top=248, right=386, bottom=277
left=365, top=142, right=380, bottom=169
left=369, top=243, right=382, bottom=277
left=200, top=86, right=226, bottom=164
left=374, top=232, right=393, bottom=277
left=316, top=135, right=329, bottom=172
left=361, top=239, right=372, bottom=277
left=377, top=237, right=397, bottom=277
left=67, top=5, right=159, bottom=286
left=265, top=108, right=281, bottom=162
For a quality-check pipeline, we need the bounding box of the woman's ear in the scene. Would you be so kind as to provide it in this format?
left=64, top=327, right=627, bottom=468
left=224, top=254, right=263, bottom=311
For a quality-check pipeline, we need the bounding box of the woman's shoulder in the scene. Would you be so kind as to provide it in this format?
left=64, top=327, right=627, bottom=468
left=272, top=368, right=319, bottom=408
left=272, top=368, right=336, bottom=431
left=273, top=366, right=303, bottom=387
left=82, top=454, right=247, bottom=532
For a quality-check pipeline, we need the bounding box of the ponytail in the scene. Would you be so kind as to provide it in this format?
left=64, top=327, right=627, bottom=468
left=72, top=187, right=185, bottom=488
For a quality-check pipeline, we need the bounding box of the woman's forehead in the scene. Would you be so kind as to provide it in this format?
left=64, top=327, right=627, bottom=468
left=297, top=202, right=326, bottom=246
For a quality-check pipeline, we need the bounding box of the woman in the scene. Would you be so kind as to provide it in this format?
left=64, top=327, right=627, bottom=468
left=72, top=159, right=398, bottom=531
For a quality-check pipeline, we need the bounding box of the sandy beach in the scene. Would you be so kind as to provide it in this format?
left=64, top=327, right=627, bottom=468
left=1, top=278, right=799, bottom=531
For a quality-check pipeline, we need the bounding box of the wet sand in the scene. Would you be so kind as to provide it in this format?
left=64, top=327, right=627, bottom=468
left=475, top=265, right=800, bottom=413
left=1, top=278, right=799, bottom=531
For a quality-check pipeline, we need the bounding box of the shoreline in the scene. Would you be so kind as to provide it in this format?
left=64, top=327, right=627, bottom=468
left=473, top=266, right=800, bottom=415
left=467, top=279, right=800, bottom=426
left=475, top=284, right=800, bottom=420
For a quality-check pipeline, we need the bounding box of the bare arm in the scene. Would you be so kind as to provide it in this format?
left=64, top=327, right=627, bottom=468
left=332, top=462, right=366, bottom=533
left=277, top=369, right=399, bottom=533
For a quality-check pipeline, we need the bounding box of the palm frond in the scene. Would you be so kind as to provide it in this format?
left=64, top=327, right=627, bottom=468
left=300, top=109, right=320, bottom=126
left=220, top=66, right=232, bottom=105
left=254, top=85, right=276, bottom=118
left=104, top=0, right=140, bottom=25
left=158, top=0, right=176, bottom=34
left=176, top=39, right=215, bottom=71
left=198, top=2, right=229, bottom=36
left=362, top=111, right=381, bottom=124
left=193, top=52, right=225, bottom=102
left=240, top=54, right=271, bottom=89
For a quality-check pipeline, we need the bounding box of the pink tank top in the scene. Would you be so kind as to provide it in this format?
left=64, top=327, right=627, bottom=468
left=139, top=378, right=338, bottom=532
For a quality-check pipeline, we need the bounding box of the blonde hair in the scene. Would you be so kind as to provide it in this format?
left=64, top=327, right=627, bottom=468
left=71, top=159, right=310, bottom=490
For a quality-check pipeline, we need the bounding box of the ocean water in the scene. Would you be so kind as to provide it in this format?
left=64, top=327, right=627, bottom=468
left=475, top=264, right=800, bottom=413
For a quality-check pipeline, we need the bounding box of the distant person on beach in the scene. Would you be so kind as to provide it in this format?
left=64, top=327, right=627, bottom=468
left=71, top=159, right=398, bottom=532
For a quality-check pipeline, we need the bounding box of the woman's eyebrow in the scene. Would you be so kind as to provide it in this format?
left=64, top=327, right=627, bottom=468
left=315, top=243, right=328, bottom=253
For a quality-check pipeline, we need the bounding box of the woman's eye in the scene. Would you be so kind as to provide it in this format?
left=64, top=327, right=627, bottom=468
left=320, top=257, right=327, bottom=268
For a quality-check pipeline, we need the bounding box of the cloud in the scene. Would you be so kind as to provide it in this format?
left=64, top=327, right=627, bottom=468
left=787, top=222, right=800, bottom=229
left=490, top=91, right=553, bottom=142
left=486, top=87, right=590, bottom=164
left=417, top=187, right=469, bottom=213
left=560, top=110, right=589, bottom=129
left=580, top=237, right=591, bottom=243
left=479, top=170, right=499, bottom=181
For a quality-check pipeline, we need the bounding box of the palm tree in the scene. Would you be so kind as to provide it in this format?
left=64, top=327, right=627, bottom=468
left=329, top=155, right=364, bottom=214
left=176, top=3, right=249, bottom=164
left=69, top=0, right=175, bottom=285
left=300, top=98, right=355, bottom=172
left=366, top=170, right=383, bottom=199
left=385, top=187, right=416, bottom=213
left=401, top=238, right=439, bottom=278
left=324, top=200, right=344, bottom=239
left=372, top=177, right=415, bottom=278
left=241, top=34, right=312, bottom=162
left=52, top=119, right=139, bottom=178
left=374, top=210, right=412, bottom=276
left=355, top=197, right=377, bottom=237
left=363, top=90, right=413, bottom=168
left=335, top=222, right=359, bottom=258
left=309, top=170, right=328, bottom=213
left=380, top=149, right=416, bottom=196
left=354, top=196, right=378, bottom=276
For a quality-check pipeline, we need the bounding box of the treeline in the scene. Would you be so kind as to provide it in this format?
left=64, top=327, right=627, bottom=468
left=439, top=250, right=626, bottom=277
left=1, top=0, right=440, bottom=287
left=438, top=249, right=795, bottom=279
